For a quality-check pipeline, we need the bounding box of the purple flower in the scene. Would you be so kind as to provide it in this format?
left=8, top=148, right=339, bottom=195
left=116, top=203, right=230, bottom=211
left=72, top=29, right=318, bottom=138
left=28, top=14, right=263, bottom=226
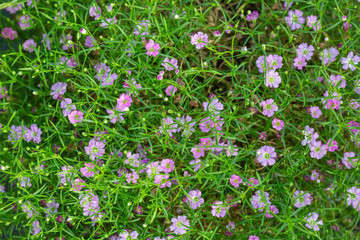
left=202, top=98, right=224, bottom=113
left=304, top=212, right=323, bottom=231
left=211, top=201, right=228, bottom=218
left=354, top=80, right=360, bottom=95
left=190, top=159, right=202, bottom=171
left=260, top=99, right=278, bottom=117
left=343, top=21, right=352, bottom=31
left=347, top=187, right=360, bottom=211
left=246, top=11, right=259, bottom=21
left=293, top=56, right=307, bottom=70
left=176, top=115, right=196, bottom=137
left=191, top=145, right=205, bottom=159
left=21, top=201, right=38, bottom=218
left=341, top=51, right=360, bottom=71
left=116, top=93, right=133, bottom=111
left=310, top=170, right=320, bottom=180
left=301, top=125, right=319, bottom=146
left=293, top=190, right=312, bottom=208
left=5, top=4, right=23, bottom=14
left=285, top=10, right=305, bottom=30
left=19, top=15, right=32, bottom=29
left=186, top=189, right=204, bottom=209
left=0, top=185, right=5, bottom=193
left=160, top=159, right=175, bottom=174
left=213, top=30, right=221, bottom=37
left=0, top=86, right=7, bottom=99
left=85, top=139, right=106, bottom=160
left=251, top=190, right=271, bottom=212
left=100, top=17, right=118, bottom=28
left=85, top=36, right=95, bottom=48
left=309, top=141, right=327, bottom=159
left=126, top=172, right=139, bottom=184
left=45, top=199, right=59, bottom=217
left=20, top=177, right=32, bottom=188
left=165, top=85, right=178, bottom=96
left=191, top=32, right=209, bottom=49
left=72, top=178, right=86, bottom=191
left=159, top=117, right=179, bottom=137
left=349, top=99, right=360, bottom=110
left=306, top=15, right=321, bottom=31
left=319, top=47, right=339, bottom=66
left=325, top=140, right=338, bottom=152
left=162, top=57, right=179, bottom=71
left=296, top=43, right=314, bottom=61
left=329, top=74, right=346, bottom=88
left=24, top=124, right=42, bottom=144
left=249, top=236, right=260, bottom=240
left=265, top=204, right=279, bottom=218
left=266, top=54, right=283, bottom=70
left=256, top=55, right=267, bottom=73
left=80, top=163, right=97, bottom=178
left=60, top=98, right=76, bottom=117
left=50, top=82, right=67, bottom=100
left=23, top=39, right=37, bottom=52
left=154, top=174, right=171, bottom=188
left=170, top=215, right=190, bottom=235
left=146, top=161, right=160, bottom=178
left=107, top=109, right=124, bottom=124
left=256, top=145, right=277, bottom=167
left=68, top=110, right=84, bottom=124
left=89, top=5, right=101, bottom=20
left=230, top=174, right=243, bottom=188
left=342, top=152, right=358, bottom=169
left=272, top=118, right=284, bottom=131
left=32, top=221, right=41, bottom=235
left=119, top=230, right=138, bottom=240
left=59, top=34, right=74, bottom=50
left=265, top=70, right=281, bottom=88
left=309, top=106, right=322, bottom=119
left=1, top=27, right=18, bottom=40
left=145, top=39, right=160, bottom=57
left=8, top=125, right=26, bottom=143
left=133, top=20, right=151, bottom=37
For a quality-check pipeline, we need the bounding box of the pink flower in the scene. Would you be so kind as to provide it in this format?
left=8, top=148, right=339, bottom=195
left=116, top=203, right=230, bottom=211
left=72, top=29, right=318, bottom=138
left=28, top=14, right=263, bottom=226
left=68, top=110, right=84, bottom=124
left=260, top=99, right=278, bottom=117
left=23, top=39, right=37, bottom=52
left=19, top=15, right=32, bottom=29
left=165, top=85, right=178, bottom=96
left=272, top=118, right=284, bottom=131
left=107, top=109, right=124, bottom=123
left=145, top=39, right=160, bottom=57
left=256, top=145, right=277, bottom=167
left=265, top=70, right=281, bottom=88
left=213, top=30, right=221, bottom=37
left=1, top=27, right=17, bottom=40
left=71, top=178, right=85, bottom=191
left=191, top=145, right=205, bottom=159
left=162, top=57, right=178, bottom=71
left=170, top=216, right=190, bottom=235
left=116, top=93, right=132, bottom=111
left=80, top=163, right=97, bottom=178
left=126, top=172, right=139, bottom=184
left=160, top=159, right=174, bottom=174
left=309, top=106, right=322, bottom=119
left=24, top=124, right=42, bottom=144
left=230, top=174, right=243, bottom=188
left=326, top=140, right=338, bottom=152
left=154, top=174, right=171, bottom=188
left=85, top=139, right=106, bottom=161
left=294, top=56, right=307, bottom=70
left=50, top=82, right=67, bottom=100
left=191, top=32, right=209, bottom=49
left=211, top=201, right=228, bottom=218
left=285, top=10, right=305, bottom=30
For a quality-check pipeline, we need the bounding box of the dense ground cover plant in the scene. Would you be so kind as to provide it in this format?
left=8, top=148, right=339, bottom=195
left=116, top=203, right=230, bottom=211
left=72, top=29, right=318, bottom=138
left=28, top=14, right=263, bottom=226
left=0, top=0, right=360, bottom=239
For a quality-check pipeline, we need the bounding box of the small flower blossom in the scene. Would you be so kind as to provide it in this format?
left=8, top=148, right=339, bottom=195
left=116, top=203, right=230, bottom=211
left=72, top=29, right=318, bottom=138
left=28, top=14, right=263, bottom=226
left=285, top=10, right=305, bottom=30
left=50, top=82, right=67, bottom=100
left=230, top=174, right=243, bottom=188
left=154, top=174, right=171, bottom=188
left=301, top=125, right=319, bottom=146
left=266, top=54, right=283, bottom=70
left=126, top=172, right=139, bottom=184
left=100, top=17, right=118, bottom=28
left=272, top=118, right=284, bottom=131
left=249, top=236, right=260, bottom=240
left=265, top=70, right=281, bottom=88
left=293, top=190, right=312, bottom=208
left=116, top=93, right=133, bottom=111
left=265, top=204, right=279, bottom=218
left=256, top=145, right=277, bottom=167
left=256, top=55, right=267, bottom=73
left=165, top=85, right=178, bottom=96
left=71, top=178, right=85, bottom=191
left=296, top=43, right=314, bottom=61
left=32, top=221, right=41, bottom=235
left=260, top=99, right=278, bottom=117
left=19, top=15, right=32, bottom=29
left=213, top=30, right=221, bottom=37
left=326, top=140, right=338, bottom=152
left=68, top=110, right=84, bottom=124
left=309, top=106, right=322, bottom=119
left=191, top=32, right=209, bottom=49
left=202, top=98, right=224, bottom=113
left=1, top=27, right=18, bottom=40
left=294, top=56, right=307, bottom=70
left=341, top=51, right=360, bottom=71
left=24, top=124, right=42, bottom=144
left=20, top=177, right=32, bottom=188
left=159, top=117, right=178, bottom=137
left=170, top=216, right=190, bottom=235
left=342, top=152, right=358, bottom=169
left=23, top=39, right=37, bottom=52
left=145, top=39, right=160, bottom=57
left=320, top=47, right=339, bottom=66
left=162, top=57, right=179, bottom=71
left=211, top=201, right=228, bottom=218
left=186, top=189, right=204, bottom=209
left=306, top=15, right=320, bottom=31
left=246, top=11, right=259, bottom=21
left=251, top=190, right=271, bottom=212
left=191, top=145, right=205, bottom=159
left=45, top=199, right=59, bottom=217
left=347, top=187, right=360, bottom=211
left=89, top=5, right=101, bottom=20
left=329, top=74, right=346, bottom=88
left=80, top=163, right=97, bottom=178
left=309, top=141, right=327, bottom=159
left=85, top=36, right=95, bottom=48
left=160, top=159, right=175, bottom=174
left=304, top=212, right=323, bottom=231
left=84, top=139, right=106, bottom=160
left=119, top=230, right=138, bottom=240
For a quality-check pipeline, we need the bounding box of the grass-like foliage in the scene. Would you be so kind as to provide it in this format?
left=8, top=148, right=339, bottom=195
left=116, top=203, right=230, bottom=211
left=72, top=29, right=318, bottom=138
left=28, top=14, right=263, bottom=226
left=0, top=0, right=360, bottom=239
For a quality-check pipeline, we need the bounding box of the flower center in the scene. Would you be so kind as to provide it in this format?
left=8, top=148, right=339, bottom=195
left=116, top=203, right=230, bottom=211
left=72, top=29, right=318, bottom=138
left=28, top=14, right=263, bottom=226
left=263, top=153, right=270, bottom=159
left=149, top=47, right=154, bottom=52
left=265, top=104, right=272, bottom=110
left=268, top=77, right=275, bottom=83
